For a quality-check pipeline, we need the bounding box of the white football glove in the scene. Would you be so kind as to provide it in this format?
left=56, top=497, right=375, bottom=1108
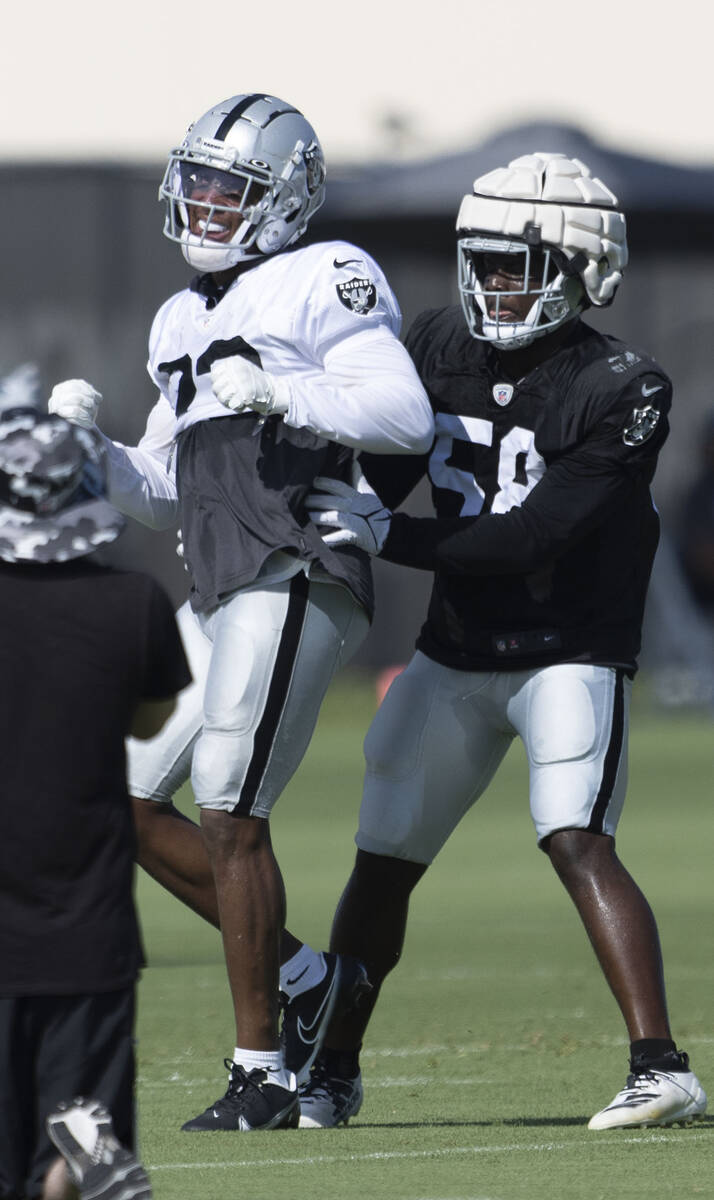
left=307, top=474, right=392, bottom=555
left=210, top=355, right=290, bottom=417
left=48, top=379, right=102, bottom=429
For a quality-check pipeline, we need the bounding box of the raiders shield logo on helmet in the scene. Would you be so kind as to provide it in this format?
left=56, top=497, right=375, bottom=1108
left=304, top=142, right=326, bottom=195
left=336, top=277, right=377, bottom=315
left=623, top=404, right=660, bottom=446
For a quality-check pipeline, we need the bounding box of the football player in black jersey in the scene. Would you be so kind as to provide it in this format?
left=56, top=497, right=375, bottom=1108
left=304, top=152, right=707, bottom=1130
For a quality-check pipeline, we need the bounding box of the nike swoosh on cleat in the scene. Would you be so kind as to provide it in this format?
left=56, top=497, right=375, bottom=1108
left=296, top=973, right=339, bottom=1044
left=333, top=258, right=361, bottom=268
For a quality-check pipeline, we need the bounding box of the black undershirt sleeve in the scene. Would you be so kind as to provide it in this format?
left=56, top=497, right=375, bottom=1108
left=359, top=448, right=430, bottom=510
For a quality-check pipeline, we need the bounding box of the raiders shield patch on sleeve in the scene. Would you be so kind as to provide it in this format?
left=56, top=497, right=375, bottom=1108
left=622, top=403, right=660, bottom=446
left=336, top=277, right=377, bottom=315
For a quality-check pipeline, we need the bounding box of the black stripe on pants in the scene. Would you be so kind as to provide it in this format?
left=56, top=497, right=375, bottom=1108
left=237, top=571, right=310, bottom=814
left=587, top=668, right=626, bottom=834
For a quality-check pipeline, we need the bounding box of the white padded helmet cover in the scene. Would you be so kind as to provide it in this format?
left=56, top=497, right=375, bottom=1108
left=457, top=153, right=627, bottom=306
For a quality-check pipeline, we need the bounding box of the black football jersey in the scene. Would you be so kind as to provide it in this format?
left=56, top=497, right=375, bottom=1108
left=177, top=414, right=373, bottom=617
left=362, top=309, right=671, bottom=673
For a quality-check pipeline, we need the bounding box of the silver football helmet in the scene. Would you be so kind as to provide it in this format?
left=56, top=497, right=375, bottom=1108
left=160, top=94, right=327, bottom=271
left=456, top=152, right=628, bottom=350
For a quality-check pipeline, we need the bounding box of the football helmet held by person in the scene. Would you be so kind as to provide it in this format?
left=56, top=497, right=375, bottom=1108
left=457, top=152, right=628, bottom=350
left=160, top=93, right=327, bottom=272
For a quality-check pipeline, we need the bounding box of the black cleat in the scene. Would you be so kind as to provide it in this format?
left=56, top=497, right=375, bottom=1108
left=280, top=953, right=372, bottom=1085
left=46, top=1098, right=152, bottom=1199
left=181, top=1059, right=299, bottom=1131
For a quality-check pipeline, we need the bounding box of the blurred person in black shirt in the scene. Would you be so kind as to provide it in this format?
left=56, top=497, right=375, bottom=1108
left=0, top=406, right=190, bottom=1200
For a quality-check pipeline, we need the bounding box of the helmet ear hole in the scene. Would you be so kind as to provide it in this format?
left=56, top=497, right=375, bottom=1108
left=562, top=274, right=586, bottom=311
left=255, top=218, right=291, bottom=254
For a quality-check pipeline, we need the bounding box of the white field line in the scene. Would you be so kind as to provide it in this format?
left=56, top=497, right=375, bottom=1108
left=147, top=1129, right=713, bottom=1172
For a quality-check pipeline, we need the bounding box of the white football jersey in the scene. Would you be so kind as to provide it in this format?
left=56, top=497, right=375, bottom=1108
left=148, top=240, right=404, bottom=437
left=103, top=239, right=432, bottom=531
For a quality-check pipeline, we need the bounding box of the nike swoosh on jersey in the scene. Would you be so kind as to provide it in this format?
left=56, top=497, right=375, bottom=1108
left=296, top=972, right=339, bottom=1044
left=333, top=257, right=362, bottom=269
left=641, top=382, right=663, bottom=397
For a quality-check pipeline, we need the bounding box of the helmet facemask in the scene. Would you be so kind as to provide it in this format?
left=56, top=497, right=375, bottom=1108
left=161, top=156, right=307, bottom=271
left=458, top=235, right=585, bottom=350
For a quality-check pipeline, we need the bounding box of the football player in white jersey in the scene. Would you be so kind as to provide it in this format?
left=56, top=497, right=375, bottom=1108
left=49, top=93, right=433, bottom=1133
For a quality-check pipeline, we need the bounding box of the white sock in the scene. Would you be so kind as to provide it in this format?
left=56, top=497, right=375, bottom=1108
left=279, top=945, right=327, bottom=1000
left=231, top=1047, right=295, bottom=1092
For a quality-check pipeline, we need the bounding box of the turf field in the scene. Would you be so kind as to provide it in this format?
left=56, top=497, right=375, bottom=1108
left=135, top=673, right=714, bottom=1199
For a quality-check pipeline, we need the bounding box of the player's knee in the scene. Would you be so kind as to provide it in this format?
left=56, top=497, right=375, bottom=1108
left=544, top=828, right=615, bottom=879
left=131, top=795, right=167, bottom=859
left=353, top=848, right=426, bottom=898
left=200, top=807, right=268, bottom=859
left=356, top=782, right=441, bottom=862
left=191, top=726, right=249, bottom=809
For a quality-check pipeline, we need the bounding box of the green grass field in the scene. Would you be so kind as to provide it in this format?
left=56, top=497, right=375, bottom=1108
left=135, top=673, right=714, bottom=1200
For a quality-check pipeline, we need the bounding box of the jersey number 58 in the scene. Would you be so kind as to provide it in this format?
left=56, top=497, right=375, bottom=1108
left=429, top=414, right=545, bottom=515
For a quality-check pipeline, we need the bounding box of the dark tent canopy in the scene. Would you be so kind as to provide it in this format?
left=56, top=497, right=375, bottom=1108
left=320, top=122, right=714, bottom=226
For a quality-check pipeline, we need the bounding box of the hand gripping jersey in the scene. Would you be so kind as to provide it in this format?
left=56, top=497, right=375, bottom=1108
left=364, top=308, right=672, bottom=674
left=146, top=241, right=417, bottom=614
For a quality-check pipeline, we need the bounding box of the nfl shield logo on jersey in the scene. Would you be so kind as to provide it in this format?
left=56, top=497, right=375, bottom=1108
left=336, top=278, right=377, bottom=315
left=492, top=383, right=514, bottom=407
left=623, top=404, right=660, bottom=446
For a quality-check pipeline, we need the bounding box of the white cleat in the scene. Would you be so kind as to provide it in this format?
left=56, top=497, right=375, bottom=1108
left=588, top=1067, right=707, bottom=1130
left=299, top=1062, right=363, bottom=1128
left=46, top=1097, right=152, bottom=1198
